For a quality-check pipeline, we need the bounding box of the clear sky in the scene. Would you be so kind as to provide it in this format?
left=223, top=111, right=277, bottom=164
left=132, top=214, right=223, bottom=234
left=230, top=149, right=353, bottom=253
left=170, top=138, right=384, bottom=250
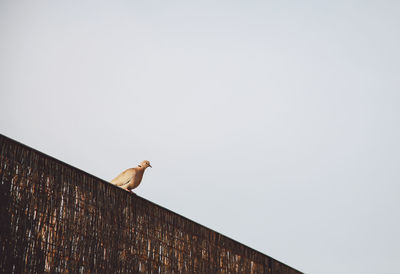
left=1, top=1, right=399, bottom=273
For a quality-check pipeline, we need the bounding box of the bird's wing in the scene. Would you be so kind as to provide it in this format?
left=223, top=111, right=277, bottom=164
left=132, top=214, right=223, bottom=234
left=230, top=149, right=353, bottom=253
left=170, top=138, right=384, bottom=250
left=110, top=169, right=135, bottom=186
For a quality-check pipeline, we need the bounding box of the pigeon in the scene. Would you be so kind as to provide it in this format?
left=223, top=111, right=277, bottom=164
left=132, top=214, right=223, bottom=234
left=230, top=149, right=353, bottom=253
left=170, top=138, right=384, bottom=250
left=110, top=160, right=152, bottom=193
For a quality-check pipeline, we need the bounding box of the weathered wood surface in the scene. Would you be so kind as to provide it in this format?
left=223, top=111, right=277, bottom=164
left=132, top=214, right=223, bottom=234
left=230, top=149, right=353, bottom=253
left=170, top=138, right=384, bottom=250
left=0, top=134, right=301, bottom=273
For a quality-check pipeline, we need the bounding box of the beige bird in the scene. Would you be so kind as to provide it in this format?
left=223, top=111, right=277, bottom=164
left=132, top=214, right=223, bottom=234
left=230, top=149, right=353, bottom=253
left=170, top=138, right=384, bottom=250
left=110, top=160, right=152, bottom=193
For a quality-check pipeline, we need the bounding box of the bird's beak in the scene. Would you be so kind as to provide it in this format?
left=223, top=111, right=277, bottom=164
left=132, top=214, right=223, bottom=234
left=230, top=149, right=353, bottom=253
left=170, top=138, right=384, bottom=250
left=149, top=164, right=152, bottom=168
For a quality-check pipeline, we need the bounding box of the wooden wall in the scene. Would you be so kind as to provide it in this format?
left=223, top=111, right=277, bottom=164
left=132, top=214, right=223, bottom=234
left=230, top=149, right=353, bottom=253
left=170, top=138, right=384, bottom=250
left=0, top=134, right=301, bottom=273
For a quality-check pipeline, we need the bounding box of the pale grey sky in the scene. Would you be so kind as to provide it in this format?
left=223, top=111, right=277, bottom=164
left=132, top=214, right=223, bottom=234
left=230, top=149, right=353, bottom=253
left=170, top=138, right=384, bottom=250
left=1, top=1, right=400, bottom=273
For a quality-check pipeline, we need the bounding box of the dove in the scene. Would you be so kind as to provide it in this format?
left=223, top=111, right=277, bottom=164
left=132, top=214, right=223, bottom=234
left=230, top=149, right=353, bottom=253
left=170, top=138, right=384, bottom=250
left=110, top=160, right=152, bottom=193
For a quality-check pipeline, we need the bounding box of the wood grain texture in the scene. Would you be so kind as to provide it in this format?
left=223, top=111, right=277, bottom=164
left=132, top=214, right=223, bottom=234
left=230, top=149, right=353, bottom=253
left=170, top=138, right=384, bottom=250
left=0, top=134, right=302, bottom=274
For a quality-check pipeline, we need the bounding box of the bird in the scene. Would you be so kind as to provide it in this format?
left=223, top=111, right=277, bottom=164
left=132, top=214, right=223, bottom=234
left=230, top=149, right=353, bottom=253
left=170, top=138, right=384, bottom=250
left=110, top=160, right=152, bottom=193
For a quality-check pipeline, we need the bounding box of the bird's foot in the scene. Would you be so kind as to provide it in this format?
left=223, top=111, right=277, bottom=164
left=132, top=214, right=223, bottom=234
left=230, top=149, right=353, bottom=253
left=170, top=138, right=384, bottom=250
left=125, top=189, right=136, bottom=195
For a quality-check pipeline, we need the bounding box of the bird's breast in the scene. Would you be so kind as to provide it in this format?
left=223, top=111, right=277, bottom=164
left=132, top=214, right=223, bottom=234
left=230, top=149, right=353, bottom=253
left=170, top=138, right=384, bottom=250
left=132, top=172, right=144, bottom=188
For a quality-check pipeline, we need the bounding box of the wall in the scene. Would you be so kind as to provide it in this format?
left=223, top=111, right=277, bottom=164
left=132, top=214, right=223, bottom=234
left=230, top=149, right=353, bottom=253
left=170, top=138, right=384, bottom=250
left=0, top=134, right=301, bottom=273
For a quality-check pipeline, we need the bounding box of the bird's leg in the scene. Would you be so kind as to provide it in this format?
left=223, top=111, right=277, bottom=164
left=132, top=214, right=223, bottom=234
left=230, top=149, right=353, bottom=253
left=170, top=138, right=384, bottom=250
left=124, top=189, right=136, bottom=195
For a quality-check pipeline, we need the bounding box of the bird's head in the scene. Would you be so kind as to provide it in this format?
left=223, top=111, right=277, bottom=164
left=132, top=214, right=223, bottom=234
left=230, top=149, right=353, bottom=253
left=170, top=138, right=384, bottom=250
left=138, top=160, right=152, bottom=168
